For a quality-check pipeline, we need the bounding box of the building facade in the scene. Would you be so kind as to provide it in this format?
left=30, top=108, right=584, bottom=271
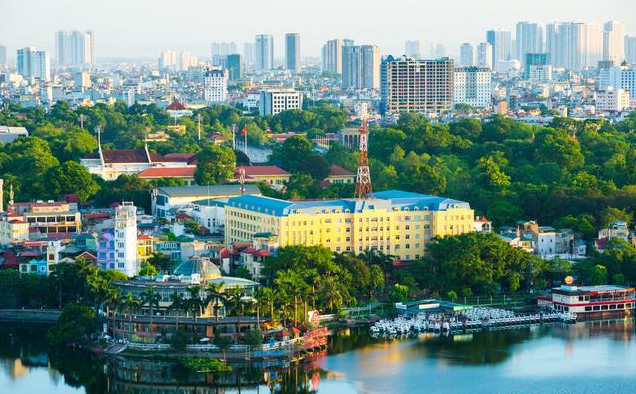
left=285, top=33, right=300, bottom=72
left=226, top=54, right=242, bottom=81
left=259, top=89, right=303, bottom=116
left=55, top=30, right=94, bottom=67
left=454, top=66, right=492, bottom=109
left=225, top=190, right=474, bottom=261
left=17, top=47, right=50, bottom=80
left=380, top=56, right=454, bottom=115
left=114, top=202, right=138, bottom=277
left=460, top=43, right=475, bottom=66
left=203, top=68, right=228, bottom=104
left=342, top=45, right=381, bottom=89
left=255, top=34, right=274, bottom=72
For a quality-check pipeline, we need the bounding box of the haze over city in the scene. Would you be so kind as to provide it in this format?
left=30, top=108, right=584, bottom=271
left=1, top=0, right=635, bottom=59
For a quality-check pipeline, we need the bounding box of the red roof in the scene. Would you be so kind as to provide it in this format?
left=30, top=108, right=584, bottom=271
left=83, top=212, right=111, bottom=219
left=0, top=252, right=18, bottom=268
left=163, top=153, right=197, bottom=161
left=166, top=101, right=188, bottom=111
left=475, top=217, right=491, bottom=223
left=242, top=247, right=257, bottom=254
left=138, top=167, right=196, bottom=178
left=137, top=235, right=153, bottom=240
left=329, top=165, right=353, bottom=177
left=102, top=149, right=150, bottom=164
left=255, top=249, right=270, bottom=257
left=235, top=165, right=290, bottom=177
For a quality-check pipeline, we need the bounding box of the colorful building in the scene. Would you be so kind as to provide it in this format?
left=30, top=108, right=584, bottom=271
left=137, top=235, right=153, bottom=262
left=225, top=190, right=474, bottom=261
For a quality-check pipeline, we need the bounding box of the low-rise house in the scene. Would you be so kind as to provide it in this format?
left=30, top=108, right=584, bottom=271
left=323, top=165, right=355, bottom=185
left=12, top=200, right=82, bottom=239
left=0, top=126, right=29, bottom=144
left=18, top=240, right=64, bottom=275
left=473, top=216, right=492, bottom=233
left=0, top=213, right=30, bottom=246
left=137, top=167, right=196, bottom=185
left=231, top=166, right=291, bottom=190
left=137, top=235, right=153, bottom=262
left=152, top=184, right=261, bottom=218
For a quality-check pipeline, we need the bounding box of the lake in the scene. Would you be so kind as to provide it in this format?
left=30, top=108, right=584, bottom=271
left=0, top=318, right=634, bottom=393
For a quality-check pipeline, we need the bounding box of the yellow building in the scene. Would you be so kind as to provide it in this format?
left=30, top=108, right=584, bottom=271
left=137, top=235, right=154, bottom=262
left=232, top=166, right=292, bottom=190
left=225, top=190, right=474, bottom=261
left=324, top=165, right=355, bottom=185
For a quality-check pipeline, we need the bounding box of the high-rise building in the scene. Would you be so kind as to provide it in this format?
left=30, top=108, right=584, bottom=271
left=342, top=45, right=381, bottom=89
left=158, top=50, right=177, bottom=70
left=405, top=40, right=421, bottom=58
left=73, top=71, right=91, bottom=90
left=626, top=36, right=636, bottom=65
left=55, top=30, right=94, bottom=67
left=179, top=50, right=198, bottom=71
left=454, top=66, right=492, bottom=109
left=17, top=47, right=50, bottom=80
left=114, top=202, right=138, bottom=277
left=460, top=43, right=475, bottom=66
left=226, top=54, right=242, bottom=81
left=210, top=42, right=237, bottom=59
left=321, top=38, right=353, bottom=74
left=603, top=21, right=625, bottom=63
left=243, top=42, right=256, bottom=67
left=285, top=33, right=300, bottom=72
left=255, top=34, right=274, bottom=71
left=476, top=43, right=493, bottom=69
left=380, top=56, right=454, bottom=115
left=599, top=65, right=636, bottom=99
left=259, top=89, right=303, bottom=116
left=516, top=22, right=544, bottom=66
left=486, top=29, right=512, bottom=71
left=204, top=68, right=228, bottom=104
left=525, top=53, right=549, bottom=79
left=0, top=45, right=6, bottom=68
left=546, top=22, right=602, bottom=70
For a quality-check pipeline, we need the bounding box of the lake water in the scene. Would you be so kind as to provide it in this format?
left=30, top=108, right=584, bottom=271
left=0, top=318, right=634, bottom=393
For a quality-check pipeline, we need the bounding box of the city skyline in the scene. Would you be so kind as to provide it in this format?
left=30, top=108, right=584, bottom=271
left=1, top=0, right=635, bottom=60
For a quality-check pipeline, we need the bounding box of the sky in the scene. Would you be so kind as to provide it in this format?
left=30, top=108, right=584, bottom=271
left=1, top=0, right=635, bottom=60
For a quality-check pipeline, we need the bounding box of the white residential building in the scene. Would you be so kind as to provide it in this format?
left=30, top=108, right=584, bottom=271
left=204, top=68, right=228, bottom=104
left=259, top=89, right=303, bottom=116
left=17, top=47, right=50, bottom=80
left=159, top=50, right=177, bottom=70
left=602, top=21, right=625, bottom=64
left=476, top=43, right=493, bottom=69
left=114, top=202, right=138, bottom=277
left=528, top=64, right=553, bottom=82
left=595, top=88, right=630, bottom=112
left=454, top=66, right=492, bottom=109
left=255, top=34, right=274, bottom=71
left=460, top=43, right=475, bottom=66
left=55, top=30, right=95, bottom=67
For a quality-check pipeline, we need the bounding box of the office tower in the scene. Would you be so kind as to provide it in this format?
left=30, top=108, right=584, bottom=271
left=603, top=21, right=625, bottom=63
left=599, top=65, right=636, bottom=99
left=73, top=71, right=91, bottom=90
left=626, top=36, right=636, bottom=64
left=158, top=50, right=177, bottom=70
left=380, top=56, right=454, bottom=114
left=321, top=38, right=354, bottom=74
left=204, top=68, right=228, bottom=104
left=226, top=54, right=242, bottom=80
left=255, top=34, right=274, bottom=71
left=179, top=50, right=198, bottom=71
left=285, top=33, right=300, bottom=72
left=55, top=30, right=94, bottom=67
left=547, top=22, right=602, bottom=70
left=430, top=43, right=446, bottom=58
left=0, top=45, right=6, bottom=67
left=342, top=45, right=381, bottom=89
left=476, top=43, right=493, bottom=69
left=114, top=202, right=138, bottom=277
left=405, top=40, right=421, bottom=58
left=210, top=42, right=238, bottom=58
left=460, top=43, right=475, bottom=66
left=454, top=66, right=492, bottom=109
left=525, top=53, right=548, bottom=79
left=17, top=47, right=50, bottom=80
left=516, top=22, right=544, bottom=66
left=486, top=29, right=512, bottom=71
left=243, top=42, right=256, bottom=66
left=259, top=89, right=303, bottom=116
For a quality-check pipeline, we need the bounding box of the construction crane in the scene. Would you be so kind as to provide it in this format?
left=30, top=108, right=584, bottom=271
left=354, top=119, right=373, bottom=199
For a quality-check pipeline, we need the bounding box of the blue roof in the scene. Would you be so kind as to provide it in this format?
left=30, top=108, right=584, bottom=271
left=227, top=190, right=471, bottom=217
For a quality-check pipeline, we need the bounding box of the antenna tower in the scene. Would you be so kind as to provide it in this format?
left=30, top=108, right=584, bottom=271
left=354, top=119, right=373, bottom=199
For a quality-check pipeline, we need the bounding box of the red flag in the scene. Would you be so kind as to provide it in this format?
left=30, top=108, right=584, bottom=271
left=241, top=126, right=247, bottom=136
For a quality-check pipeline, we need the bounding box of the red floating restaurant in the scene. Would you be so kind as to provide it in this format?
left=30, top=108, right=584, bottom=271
left=538, top=285, right=635, bottom=318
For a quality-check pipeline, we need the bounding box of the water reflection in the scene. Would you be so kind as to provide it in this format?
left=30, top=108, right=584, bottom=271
left=1, top=319, right=635, bottom=394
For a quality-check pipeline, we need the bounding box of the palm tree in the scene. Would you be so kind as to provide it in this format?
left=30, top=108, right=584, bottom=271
left=318, top=276, right=344, bottom=313
left=205, top=282, right=226, bottom=325
left=257, top=287, right=278, bottom=322
left=141, top=286, right=161, bottom=326
left=121, top=292, right=142, bottom=336
left=104, top=288, right=121, bottom=319
left=186, top=285, right=206, bottom=323
left=168, top=293, right=186, bottom=330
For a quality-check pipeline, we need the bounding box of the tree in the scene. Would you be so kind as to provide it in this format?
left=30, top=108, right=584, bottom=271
left=591, top=265, right=608, bottom=285
left=297, top=154, right=330, bottom=181
left=45, top=161, right=100, bottom=202
left=194, top=145, right=236, bottom=185
left=599, top=207, right=633, bottom=227
left=270, top=135, right=313, bottom=173
left=171, top=329, right=189, bottom=351
left=141, top=286, right=161, bottom=325
left=139, top=262, right=158, bottom=277
left=369, top=265, right=385, bottom=299
left=47, top=303, right=96, bottom=345
left=389, top=284, right=409, bottom=303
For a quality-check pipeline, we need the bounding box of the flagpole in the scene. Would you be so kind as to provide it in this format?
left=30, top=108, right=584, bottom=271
left=244, top=128, right=247, bottom=154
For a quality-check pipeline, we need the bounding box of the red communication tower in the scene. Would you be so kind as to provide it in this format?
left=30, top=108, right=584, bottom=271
left=354, top=119, right=373, bottom=199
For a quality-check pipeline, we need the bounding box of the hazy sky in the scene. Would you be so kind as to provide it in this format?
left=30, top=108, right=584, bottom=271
left=1, top=0, right=635, bottom=60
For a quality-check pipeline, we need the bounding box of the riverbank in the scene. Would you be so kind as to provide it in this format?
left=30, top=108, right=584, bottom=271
left=0, top=309, right=61, bottom=323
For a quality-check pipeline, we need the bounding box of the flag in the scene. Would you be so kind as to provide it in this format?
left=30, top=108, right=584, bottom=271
left=241, top=126, right=247, bottom=136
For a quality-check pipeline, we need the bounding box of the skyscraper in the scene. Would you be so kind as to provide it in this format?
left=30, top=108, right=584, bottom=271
left=405, top=40, right=421, bottom=58
left=454, top=66, right=492, bottom=109
left=460, top=43, right=475, bottom=66
left=255, top=34, right=274, bottom=72
left=0, top=45, right=6, bottom=67
left=226, top=54, right=242, bottom=81
left=17, top=47, right=50, bottom=80
left=243, top=42, right=256, bottom=67
left=158, top=50, right=177, bottom=70
left=210, top=42, right=237, bottom=65
left=342, top=45, right=380, bottom=89
left=486, top=29, right=512, bottom=71
left=516, top=22, right=544, bottom=66
left=321, top=39, right=348, bottom=74
left=380, top=56, right=454, bottom=114
left=55, top=30, right=94, bottom=67
left=525, top=53, right=549, bottom=79
left=285, top=33, right=300, bottom=72
left=476, top=43, right=493, bottom=69
left=603, top=21, right=625, bottom=63
left=626, top=36, right=636, bottom=65
left=547, top=22, right=602, bottom=70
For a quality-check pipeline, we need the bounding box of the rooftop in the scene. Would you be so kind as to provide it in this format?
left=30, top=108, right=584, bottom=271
left=157, top=184, right=261, bottom=198
left=138, top=167, right=196, bottom=178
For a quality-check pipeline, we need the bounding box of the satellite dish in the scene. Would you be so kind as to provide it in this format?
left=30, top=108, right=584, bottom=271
left=564, top=276, right=574, bottom=285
